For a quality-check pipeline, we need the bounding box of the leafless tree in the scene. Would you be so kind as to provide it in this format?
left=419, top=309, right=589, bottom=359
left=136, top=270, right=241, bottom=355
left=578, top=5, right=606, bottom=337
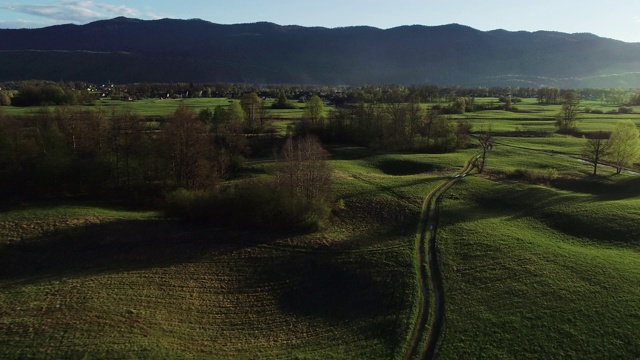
left=164, top=103, right=216, bottom=190
left=475, top=126, right=494, bottom=174
left=582, top=131, right=610, bottom=175
left=276, top=135, right=332, bottom=202
left=556, top=91, right=580, bottom=133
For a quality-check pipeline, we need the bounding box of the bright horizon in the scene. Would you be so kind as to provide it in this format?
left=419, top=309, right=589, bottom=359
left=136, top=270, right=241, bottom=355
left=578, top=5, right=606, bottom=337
left=0, top=0, right=639, bottom=43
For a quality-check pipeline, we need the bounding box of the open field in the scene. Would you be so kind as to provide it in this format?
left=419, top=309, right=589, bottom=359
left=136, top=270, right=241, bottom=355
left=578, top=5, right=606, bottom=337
left=0, top=97, right=324, bottom=119
left=1, top=149, right=463, bottom=359
left=2, top=95, right=640, bottom=358
left=436, top=175, right=640, bottom=358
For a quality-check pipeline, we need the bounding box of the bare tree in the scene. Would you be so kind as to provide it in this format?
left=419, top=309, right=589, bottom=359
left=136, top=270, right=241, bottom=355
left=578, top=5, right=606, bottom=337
left=276, top=135, right=332, bottom=202
left=240, top=92, right=265, bottom=131
left=475, top=126, right=494, bottom=174
left=163, top=103, right=216, bottom=189
left=582, top=131, right=610, bottom=175
left=108, top=108, right=143, bottom=188
left=555, top=91, right=580, bottom=134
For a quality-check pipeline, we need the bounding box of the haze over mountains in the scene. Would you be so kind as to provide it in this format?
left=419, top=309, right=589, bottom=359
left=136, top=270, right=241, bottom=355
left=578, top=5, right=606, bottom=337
left=1, top=16, right=640, bottom=88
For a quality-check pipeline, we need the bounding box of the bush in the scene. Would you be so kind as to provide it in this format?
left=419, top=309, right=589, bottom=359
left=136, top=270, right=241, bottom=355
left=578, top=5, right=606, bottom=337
left=506, top=168, right=558, bottom=186
left=0, top=91, right=10, bottom=106
left=163, top=179, right=333, bottom=231
left=163, top=188, right=218, bottom=222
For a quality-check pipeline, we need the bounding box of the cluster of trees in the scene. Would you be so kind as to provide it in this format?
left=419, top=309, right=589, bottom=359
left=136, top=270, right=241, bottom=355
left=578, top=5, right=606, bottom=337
left=296, top=96, right=470, bottom=152
left=163, top=135, right=334, bottom=231
left=0, top=103, right=249, bottom=201
left=9, top=84, right=95, bottom=107
left=0, top=94, right=335, bottom=230
left=582, top=120, right=640, bottom=175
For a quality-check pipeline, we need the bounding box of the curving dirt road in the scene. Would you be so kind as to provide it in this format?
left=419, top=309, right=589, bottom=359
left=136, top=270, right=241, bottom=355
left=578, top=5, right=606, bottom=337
left=404, top=155, right=477, bottom=360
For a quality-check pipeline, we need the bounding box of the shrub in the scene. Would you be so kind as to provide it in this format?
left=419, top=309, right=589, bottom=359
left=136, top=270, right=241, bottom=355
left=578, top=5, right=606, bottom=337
left=163, top=188, right=218, bottom=222
left=163, top=179, right=333, bottom=231
left=0, top=91, right=10, bottom=106
left=503, top=168, right=558, bottom=186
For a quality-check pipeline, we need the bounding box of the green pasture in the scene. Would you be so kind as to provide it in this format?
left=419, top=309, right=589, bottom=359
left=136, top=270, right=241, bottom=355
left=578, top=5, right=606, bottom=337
left=2, top=148, right=468, bottom=359
left=0, top=97, right=328, bottom=119
left=2, top=96, right=640, bottom=359
left=0, top=98, right=236, bottom=117
left=436, top=175, right=640, bottom=358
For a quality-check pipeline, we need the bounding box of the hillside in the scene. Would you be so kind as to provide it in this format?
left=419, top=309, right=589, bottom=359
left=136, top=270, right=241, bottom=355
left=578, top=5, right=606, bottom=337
left=2, top=17, right=640, bottom=87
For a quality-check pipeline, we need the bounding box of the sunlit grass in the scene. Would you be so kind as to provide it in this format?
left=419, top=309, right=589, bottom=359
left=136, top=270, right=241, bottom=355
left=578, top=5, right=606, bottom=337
left=435, top=158, right=640, bottom=358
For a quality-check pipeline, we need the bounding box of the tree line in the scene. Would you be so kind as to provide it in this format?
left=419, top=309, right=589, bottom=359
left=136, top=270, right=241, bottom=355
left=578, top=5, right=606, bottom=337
left=0, top=97, right=336, bottom=231
left=0, top=103, right=249, bottom=201
left=4, top=81, right=640, bottom=108
left=295, top=95, right=471, bottom=153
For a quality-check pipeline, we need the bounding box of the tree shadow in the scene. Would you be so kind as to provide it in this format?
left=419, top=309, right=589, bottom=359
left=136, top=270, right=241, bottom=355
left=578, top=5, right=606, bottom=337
left=552, top=176, right=640, bottom=201
left=377, top=159, right=440, bottom=176
left=248, top=250, right=410, bottom=351
left=0, top=218, right=281, bottom=286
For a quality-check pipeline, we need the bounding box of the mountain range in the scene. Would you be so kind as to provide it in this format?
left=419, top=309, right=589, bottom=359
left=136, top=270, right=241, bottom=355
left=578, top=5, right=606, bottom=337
left=1, top=17, right=640, bottom=88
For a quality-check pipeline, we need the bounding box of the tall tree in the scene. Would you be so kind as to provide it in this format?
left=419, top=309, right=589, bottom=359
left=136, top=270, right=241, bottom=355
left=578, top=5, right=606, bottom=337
left=302, top=95, right=325, bottom=130
left=582, top=131, right=610, bottom=175
left=164, top=103, right=215, bottom=189
left=163, top=103, right=216, bottom=189
left=555, top=91, right=580, bottom=134
left=406, top=98, right=424, bottom=144
left=240, top=92, right=265, bottom=131
left=108, top=108, right=143, bottom=188
left=475, top=125, right=494, bottom=174
left=276, top=135, right=332, bottom=202
left=607, top=120, right=640, bottom=174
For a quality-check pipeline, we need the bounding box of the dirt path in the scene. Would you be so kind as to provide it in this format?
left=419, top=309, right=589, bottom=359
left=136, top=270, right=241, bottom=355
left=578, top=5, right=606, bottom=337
left=404, top=155, right=476, bottom=360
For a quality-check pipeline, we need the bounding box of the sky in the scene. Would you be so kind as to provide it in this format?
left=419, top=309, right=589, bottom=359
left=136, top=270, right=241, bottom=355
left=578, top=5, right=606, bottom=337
left=0, top=0, right=639, bottom=43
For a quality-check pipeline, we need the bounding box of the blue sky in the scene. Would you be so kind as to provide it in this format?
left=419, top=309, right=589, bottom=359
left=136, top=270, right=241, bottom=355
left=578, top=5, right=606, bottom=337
left=1, top=0, right=639, bottom=43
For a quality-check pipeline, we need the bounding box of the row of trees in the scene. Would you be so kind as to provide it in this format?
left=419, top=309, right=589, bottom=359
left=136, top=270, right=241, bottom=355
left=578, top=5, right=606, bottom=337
left=5, top=80, right=640, bottom=108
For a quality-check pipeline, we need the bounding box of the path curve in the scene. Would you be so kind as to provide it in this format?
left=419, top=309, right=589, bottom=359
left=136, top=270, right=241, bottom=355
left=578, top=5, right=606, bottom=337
left=404, top=155, right=477, bottom=360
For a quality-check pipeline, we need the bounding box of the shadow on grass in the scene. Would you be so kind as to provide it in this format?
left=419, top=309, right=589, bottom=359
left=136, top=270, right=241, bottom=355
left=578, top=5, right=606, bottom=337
left=0, top=219, right=282, bottom=286
left=326, top=145, right=378, bottom=160
left=248, top=251, right=410, bottom=352
left=278, top=257, right=396, bottom=318
left=377, top=159, right=441, bottom=176
left=553, top=176, right=640, bottom=201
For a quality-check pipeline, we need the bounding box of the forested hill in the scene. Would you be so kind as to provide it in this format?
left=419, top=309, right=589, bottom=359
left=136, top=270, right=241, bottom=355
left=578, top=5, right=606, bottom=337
left=2, top=16, right=640, bottom=87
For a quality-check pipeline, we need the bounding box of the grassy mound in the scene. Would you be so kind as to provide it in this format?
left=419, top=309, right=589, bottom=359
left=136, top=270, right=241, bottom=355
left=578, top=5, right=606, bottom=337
left=1, top=146, right=451, bottom=359
left=436, top=177, right=640, bottom=358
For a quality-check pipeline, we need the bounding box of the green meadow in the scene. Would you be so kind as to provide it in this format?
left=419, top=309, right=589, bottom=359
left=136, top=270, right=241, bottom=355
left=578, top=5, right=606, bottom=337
left=437, top=176, right=640, bottom=359
left=1, top=96, right=640, bottom=358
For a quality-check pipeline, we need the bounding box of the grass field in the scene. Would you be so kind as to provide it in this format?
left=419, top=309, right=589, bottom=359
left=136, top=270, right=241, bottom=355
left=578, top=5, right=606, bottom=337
left=436, top=175, right=640, bottom=359
left=0, top=97, right=325, bottom=119
left=2, top=96, right=640, bottom=358
left=432, top=133, right=640, bottom=358
left=1, top=149, right=461, bottom=359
